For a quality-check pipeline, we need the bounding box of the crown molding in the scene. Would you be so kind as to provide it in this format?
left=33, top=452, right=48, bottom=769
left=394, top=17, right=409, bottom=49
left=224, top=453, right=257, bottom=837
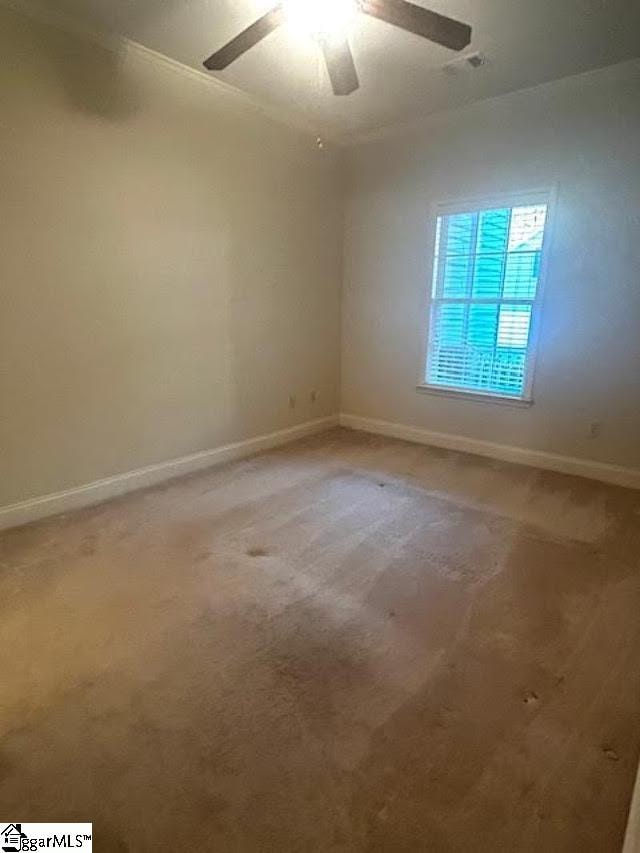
left=345, top=56, right=640, bottom=148
left=1, top=0, right=345, bottom=146
left=3, top=0, right=639, bottom=150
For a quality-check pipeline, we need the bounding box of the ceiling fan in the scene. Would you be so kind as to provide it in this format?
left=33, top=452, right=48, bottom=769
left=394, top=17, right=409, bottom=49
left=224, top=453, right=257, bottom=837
left=203, top=0, right=472, bottom=96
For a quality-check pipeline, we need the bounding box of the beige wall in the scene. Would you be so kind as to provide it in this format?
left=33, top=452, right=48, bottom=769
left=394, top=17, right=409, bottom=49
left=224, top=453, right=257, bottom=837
left=342, top=60, right=640, bottom=470
left=0, top=6, right=343, bottom=507
left=2, top=5, right=639, bottom=511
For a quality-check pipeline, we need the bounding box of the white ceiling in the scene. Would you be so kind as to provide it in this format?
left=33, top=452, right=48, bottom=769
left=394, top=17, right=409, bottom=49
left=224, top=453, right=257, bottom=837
left=29, top=0, right=640, bottom=140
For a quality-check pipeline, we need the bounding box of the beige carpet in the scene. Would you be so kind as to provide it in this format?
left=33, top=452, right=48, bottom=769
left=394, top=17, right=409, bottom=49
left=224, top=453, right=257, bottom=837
left=1, top=427, right=639, bottom=851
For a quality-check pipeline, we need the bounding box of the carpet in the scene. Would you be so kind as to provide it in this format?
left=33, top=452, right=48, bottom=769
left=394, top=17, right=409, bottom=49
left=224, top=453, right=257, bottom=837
left=1, top=428, right=639, bottom=851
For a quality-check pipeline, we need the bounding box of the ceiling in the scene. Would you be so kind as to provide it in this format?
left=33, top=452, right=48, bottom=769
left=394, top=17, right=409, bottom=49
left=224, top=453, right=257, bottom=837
left=30, top=0, right=640, bottom=141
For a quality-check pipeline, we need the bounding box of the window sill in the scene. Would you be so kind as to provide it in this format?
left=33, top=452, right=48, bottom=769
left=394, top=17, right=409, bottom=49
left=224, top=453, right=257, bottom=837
left=416, top=384, right=533, bottom=408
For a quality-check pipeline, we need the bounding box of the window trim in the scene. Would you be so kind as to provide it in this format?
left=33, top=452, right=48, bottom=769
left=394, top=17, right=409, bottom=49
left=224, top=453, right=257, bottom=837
left=417, top=186, right=557, bottom=405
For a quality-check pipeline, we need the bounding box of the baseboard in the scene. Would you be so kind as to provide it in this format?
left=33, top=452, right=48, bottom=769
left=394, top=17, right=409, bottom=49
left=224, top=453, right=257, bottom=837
left=339, top=413, right=640, bottom=490
left=624, top=763, right=640, bottom=853
left=0, top=416, right=338, bottom=531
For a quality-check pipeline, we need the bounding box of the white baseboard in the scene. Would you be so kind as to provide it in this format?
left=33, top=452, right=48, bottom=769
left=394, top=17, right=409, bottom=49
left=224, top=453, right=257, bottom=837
left=0, top=416, right=338, bottom=531
left=339, top=413, right=640, bottom=490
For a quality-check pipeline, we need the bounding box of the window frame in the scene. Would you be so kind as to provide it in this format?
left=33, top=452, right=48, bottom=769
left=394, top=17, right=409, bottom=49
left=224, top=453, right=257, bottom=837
left=417, top=187, right=557, bottom=407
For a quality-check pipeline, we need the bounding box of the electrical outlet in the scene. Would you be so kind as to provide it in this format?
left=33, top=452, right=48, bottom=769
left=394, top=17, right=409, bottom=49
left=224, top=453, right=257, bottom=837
left=588, top=421, right=602, bottom=439
left=289, top=394, right=297, bottom=410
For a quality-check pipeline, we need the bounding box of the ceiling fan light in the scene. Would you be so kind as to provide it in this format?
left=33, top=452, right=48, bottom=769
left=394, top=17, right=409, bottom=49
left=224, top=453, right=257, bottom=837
left=283, top=0, right=359, bottom=41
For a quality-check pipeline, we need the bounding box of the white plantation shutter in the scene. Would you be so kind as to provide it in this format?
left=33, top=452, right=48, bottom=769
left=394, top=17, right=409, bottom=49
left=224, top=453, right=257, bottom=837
left=425, top=194, right=550, bottom=400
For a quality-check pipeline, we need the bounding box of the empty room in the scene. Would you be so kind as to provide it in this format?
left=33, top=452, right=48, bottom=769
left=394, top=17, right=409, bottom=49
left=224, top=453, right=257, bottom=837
left=1, top=0, right=639, bottom=849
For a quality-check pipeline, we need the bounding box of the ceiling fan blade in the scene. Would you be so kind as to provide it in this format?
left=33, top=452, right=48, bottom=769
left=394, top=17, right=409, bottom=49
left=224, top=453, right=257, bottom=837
left=360, top=0, right=471, bottom=51
left=320, top=37, right=360, bottom=96
left=203, top=4, right=284, bottom=70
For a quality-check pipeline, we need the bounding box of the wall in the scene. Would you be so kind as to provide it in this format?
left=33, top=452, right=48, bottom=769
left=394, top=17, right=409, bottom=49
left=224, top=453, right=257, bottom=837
left=342, top=60, right=640, bottom=471
left=2, top=5, right=639, bottom=511
left=0, top=5, right=343, bottom=508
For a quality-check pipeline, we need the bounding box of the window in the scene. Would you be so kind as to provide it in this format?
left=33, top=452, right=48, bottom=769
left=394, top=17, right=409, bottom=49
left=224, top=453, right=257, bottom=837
left=423, top=192, right=551, bottom=402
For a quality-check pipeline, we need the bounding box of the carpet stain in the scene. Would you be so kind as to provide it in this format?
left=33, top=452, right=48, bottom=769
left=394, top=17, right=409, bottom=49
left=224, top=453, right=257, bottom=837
left=247, top=546, right=269, bottom=558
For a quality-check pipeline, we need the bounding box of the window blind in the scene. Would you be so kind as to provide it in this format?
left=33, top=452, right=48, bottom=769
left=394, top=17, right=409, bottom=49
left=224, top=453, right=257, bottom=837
left=426, top=200, right=549, bottom=399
